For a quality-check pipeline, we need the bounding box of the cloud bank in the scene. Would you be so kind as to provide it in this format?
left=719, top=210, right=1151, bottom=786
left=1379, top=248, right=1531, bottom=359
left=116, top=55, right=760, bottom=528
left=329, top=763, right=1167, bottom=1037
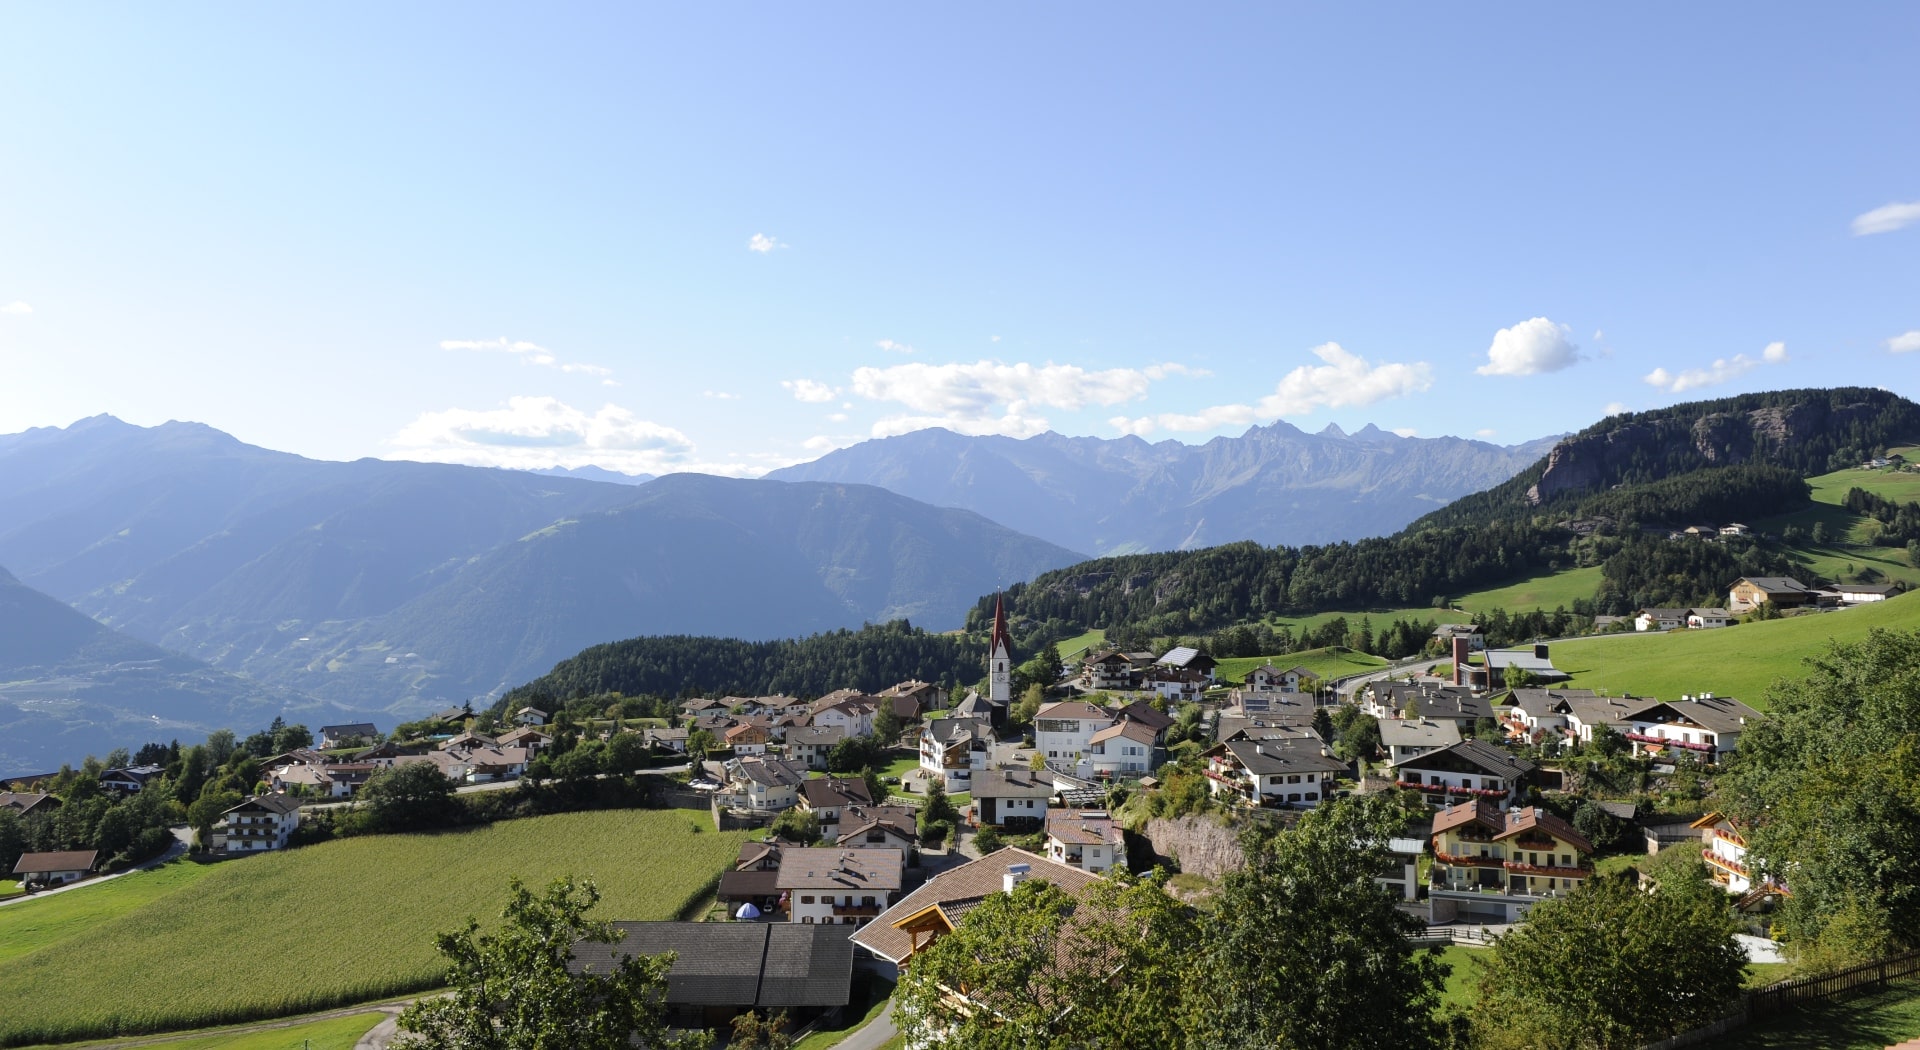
left=1643, top=342, right=1788, bottom=393
left=1111, top=343, right=1432, bottom=435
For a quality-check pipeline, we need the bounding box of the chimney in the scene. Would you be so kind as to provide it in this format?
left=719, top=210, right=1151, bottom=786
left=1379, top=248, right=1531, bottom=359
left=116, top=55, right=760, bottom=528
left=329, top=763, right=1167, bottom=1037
left=1452, top=637, right=1469, bottom=686
left=1004, top=863, right=1031, bottom=893
left=1533, top=643, right=1549, bottom=661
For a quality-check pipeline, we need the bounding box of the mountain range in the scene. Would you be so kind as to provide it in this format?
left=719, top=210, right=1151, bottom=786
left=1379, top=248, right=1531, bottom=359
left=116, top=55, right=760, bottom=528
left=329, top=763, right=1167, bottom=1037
left=767, top=422, right=1563, bottom=555
left=0, top=417, right=1079, bottom=738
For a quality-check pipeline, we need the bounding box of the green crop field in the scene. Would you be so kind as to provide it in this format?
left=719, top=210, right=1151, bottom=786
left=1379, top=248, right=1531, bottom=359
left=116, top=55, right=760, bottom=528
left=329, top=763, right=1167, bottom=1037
left=1549, top=591, right=1920, bottom=709
left=1213, top=646, right=1388, bottom=686
left=0, top=860, right=216, bottom=965
left=0, top=809, right=748, bottom=1046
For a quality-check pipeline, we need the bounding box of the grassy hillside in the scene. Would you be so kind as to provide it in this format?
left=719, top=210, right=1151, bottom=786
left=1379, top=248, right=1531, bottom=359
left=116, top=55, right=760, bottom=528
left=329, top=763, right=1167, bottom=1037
left=1751, top=462, right=1920, bottom=590
left=1456, top=567, right=1605, bottom=614
left=1550, top=591, right=1920, bottom=709
left=1214, top=646, right=1389, bottom=685
left=0, top=809, right=748, bottom=1046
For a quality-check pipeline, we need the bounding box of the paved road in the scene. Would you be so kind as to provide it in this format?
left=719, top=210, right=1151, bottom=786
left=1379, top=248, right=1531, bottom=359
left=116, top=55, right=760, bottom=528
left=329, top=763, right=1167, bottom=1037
left=832, top=998, right=898, bottom=1050
left=0, top=825, right=191, bottom=909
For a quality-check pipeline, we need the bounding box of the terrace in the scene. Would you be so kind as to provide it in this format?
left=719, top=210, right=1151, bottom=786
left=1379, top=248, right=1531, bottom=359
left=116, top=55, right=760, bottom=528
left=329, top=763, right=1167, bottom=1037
left=1625, top=731, right=1715, bottom=753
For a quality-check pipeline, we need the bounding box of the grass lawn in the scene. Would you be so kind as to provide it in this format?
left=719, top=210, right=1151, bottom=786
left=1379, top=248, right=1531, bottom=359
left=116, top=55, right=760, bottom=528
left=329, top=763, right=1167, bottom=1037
left=0, top=809, right=748, bottom=1046
left=1213, top=646, right=1388, bottom=686
left=879, top=751, right=922, bottom=782
left=0, top=860, right=217, bottom=965
left=35, top=1011, right=389, bottom=1050
left=791, top=976, right=895, bottom=1050
left=1746, top=962, right=1796, bottom=989
left=1456, top=566, right=1605, bottom=614
left=0, top=879, right=22, bottom=899
left=1056, top=628, right=1107, bottom=661
left=1434, top=945, right=1491, bottom=1011
left=1266, top=607, right=1473, bottom=638
left=1548, top=590, right=1920, bottom=710
left=1807, top=464, right=1920, bottom=506
left=1697, top=977, right=1920, bottom=1049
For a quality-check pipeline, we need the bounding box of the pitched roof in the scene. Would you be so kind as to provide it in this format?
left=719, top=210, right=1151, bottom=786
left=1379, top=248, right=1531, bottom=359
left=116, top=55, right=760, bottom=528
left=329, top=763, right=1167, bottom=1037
left=1117, top=700, right=1173, bottom=732
left=836, top=805, right=919, bottom=845
left=571, top=922, right=852, bottom=1008
left=731, top=758, right=810, bottom=789
left=799, top=777, right=873, bottom=810
left=1503, top=687, right=1600, bottom=718
left=1553, top=693, right=1661, bottom=728
left=0, top=791, right=59, bottom=817
left=1156, top=646, right=1216, bottom=669
left=971, top=769, right=1055, bottom=799
left=1036, top=701, right=1114, bottom=722
left=1390, top=739, right=1535, bottom=780
left=786, top=724, right=848, bottom=747
left=774, top=847, right=904, bottom=892
left=1044, top=810, right=1123, bottom=847
left=13, top=850, right=99, bottom=874
left=1500, top=806, right=1594, bottom=855
left=1634, top=695, right=1762, bottom=735
left=1737, top=576, right=1811, bottom=594
left=1376, top=718, right=1462, bottom=749
left=1089, top=720, right=1159, bottom=746
left=851, top=847, right=1102, bottom=964
left=1217, top=738, right=1348, bottom=776
left=318, top=722, right=378, bottom=737
left=224, top=793, right=303, bottom=816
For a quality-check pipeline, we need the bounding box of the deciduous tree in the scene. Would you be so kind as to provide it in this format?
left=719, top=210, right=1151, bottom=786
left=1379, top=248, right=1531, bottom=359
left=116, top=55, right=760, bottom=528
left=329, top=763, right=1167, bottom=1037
left=1475, top=875, right=1745, bottom=1050
left=397, top=876, right=708, bottom=1050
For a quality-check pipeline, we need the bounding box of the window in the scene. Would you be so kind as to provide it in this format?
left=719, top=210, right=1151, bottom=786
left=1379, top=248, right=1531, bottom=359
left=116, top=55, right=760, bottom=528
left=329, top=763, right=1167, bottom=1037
left=1405, top=772, right=1422, bottom=784
left=802, top=917, right=814, bottom=924
left=1305, top=791, right=1319, bottom=801
left=1287, top=775, right=1300, bottom=784
left=801, top=895, right=815, bottom=904
left=863, top=895, right=876, bottom=906
left=1562, top=854, right=1572, bottom=867
left=844, top=916, right=857, bottom=925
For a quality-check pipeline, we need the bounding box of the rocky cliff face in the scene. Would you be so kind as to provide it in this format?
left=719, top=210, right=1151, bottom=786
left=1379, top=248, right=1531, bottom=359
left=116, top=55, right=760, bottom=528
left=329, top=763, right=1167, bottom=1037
left=1141, top=814, right=1246, bottom=879
left=1526, top=395, right=1892, bottom=505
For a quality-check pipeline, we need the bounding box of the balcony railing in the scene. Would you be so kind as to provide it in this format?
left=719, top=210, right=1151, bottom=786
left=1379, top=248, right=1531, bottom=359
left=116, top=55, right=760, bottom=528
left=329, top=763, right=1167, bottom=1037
left=1625, top=732, right=1715, bottom=752
left=1702, top=848, right=1748, bottom=877
left=1394, top=780, right=1507, bottom=798
left=1433, top=850, right=1505, bottom=868
left=1503, top=860, right=1592, bottom=878
left=1714, top=827, right=1747, bottom=848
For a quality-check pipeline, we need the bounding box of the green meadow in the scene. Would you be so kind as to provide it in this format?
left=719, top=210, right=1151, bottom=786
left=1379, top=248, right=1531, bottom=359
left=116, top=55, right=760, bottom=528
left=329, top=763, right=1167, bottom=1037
left=0, top=809, right=748, bottom=1046
left=1213, top=645, right=1389, bottom=686
left=1550, top=591, right=1920, bottom=709
left=0, top=860, right=216, bottom=965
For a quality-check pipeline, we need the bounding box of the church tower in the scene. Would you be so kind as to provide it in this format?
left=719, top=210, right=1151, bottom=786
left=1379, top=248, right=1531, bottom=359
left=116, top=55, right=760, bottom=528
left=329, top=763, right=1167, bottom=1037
left=988, top=594, right=1013, bottom=709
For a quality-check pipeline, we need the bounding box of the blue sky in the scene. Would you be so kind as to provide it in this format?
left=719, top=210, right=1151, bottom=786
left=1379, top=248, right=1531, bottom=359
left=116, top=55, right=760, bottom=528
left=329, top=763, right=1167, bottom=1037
left=2, top=5, right=1916, bottom=475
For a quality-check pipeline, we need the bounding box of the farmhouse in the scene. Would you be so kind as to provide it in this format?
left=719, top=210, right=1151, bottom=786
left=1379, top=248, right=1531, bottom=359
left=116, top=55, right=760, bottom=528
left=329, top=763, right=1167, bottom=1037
left=851, top=847, right=1101, bottom=980
left=1728, top=576, right=1814, bottom=613
left=1428, top=799, right=1593, bottom=924
left=12, top=849, right=97, bottom=888
left=569, top=922, right=852, bottom=1029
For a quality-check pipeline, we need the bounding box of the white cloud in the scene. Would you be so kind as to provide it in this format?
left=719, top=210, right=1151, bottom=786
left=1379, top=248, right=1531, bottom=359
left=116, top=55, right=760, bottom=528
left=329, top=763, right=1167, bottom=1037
left=876, top=339, right=916, bottom=354
left=1476, top=428, right=1498, bottom=438
left=1477, top=317, right=1581, bottom=377
left=385, top=396, right=764, bottom=475
left=1642, top=342, right=1788, bottom=394
left=748, top=233, right=788, bottom=253
left=441, top=337, right=614, bottom=380
left=782, top=379, right=838, bottom=403
left=842, top=359, right=1203, bottom=438
left=1391, top=427, right=1418, bottom=438
left=1, top=301, right=30, bottom=314
left=1886, top=331, right=1920, bottom=354
left=1604, top=402, right=1630, bottom=416
left=990, top=335, right=1001, bottom=343
left=703, top=390, right=739, bottom=400
left=1851, top=201, right=1920, bottom=236
left=1111, top=343, right=1433, bottom=436
left=827, top=412, right=849, bottom=422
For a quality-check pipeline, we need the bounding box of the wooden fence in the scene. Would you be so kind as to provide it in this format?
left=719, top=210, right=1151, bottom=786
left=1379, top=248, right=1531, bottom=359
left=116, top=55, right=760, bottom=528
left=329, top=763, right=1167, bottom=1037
left=1747, top=949, right=1920, bottom=1018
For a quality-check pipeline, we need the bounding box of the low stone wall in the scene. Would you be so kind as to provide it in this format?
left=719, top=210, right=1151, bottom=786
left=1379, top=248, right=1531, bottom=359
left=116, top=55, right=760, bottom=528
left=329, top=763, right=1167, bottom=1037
left=1140, top=814, right=1245, bottom=879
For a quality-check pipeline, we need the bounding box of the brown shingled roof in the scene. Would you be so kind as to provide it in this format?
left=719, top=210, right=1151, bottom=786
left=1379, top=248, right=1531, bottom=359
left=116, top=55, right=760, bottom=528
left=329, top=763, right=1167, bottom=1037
left=851, top=847, right=1101, bottom=964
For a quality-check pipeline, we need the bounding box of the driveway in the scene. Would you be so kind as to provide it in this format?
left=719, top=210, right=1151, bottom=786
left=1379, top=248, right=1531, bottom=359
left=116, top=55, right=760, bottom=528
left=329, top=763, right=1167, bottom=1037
left=831, top=998, right=898, bottom=1050
left=0, top=825, right=191, bottom=909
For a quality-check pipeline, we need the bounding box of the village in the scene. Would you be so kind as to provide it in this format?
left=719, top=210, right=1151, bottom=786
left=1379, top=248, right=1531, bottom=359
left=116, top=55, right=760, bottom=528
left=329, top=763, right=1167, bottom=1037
left=10, top=574, right=1856, bottom=1048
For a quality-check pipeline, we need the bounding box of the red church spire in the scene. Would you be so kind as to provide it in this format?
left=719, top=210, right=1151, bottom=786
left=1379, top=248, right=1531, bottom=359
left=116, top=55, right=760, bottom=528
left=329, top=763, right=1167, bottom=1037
left=991, top=594, right=1012, bottom=657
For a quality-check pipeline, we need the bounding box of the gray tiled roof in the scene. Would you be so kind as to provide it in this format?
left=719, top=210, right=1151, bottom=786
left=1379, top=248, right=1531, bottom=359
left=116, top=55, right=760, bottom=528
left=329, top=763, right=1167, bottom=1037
left=571, top=922, right=851, bottom=1008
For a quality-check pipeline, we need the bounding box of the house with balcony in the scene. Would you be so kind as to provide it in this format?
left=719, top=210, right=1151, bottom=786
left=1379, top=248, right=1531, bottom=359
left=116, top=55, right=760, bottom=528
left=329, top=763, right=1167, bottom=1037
left=1687, top=608, right=1733, bottom=628
left=1242, top=663, right=1317, bottom=694
left=1499, top=687, right=1606, bottom=747
left=1202, top=738, right=1348, bottom=809
left=1624, top=694, right=1760, bottom=765
left=1045, top=810, right=1125, bottom=874
left=216, top=794, right=302, bottom=855
left=971, top=769, right=1054, bottom=829
left=919, top=715, right=990, bottom=793
left=812, top=696, right=878, bottom=738
left=1079, top=648, right=1138, bottom=690
left=1433, top=623, right=1486, bottom=652
left=722, top=757, right=810, bottom=811
left=778, top=847, right=904, bottom=927
left=724, top=722, right=771, bottom=755
left=1141, top=665, right=1211, bottom=700
left=1728, top=576, right=1815, bottom=613
left=317, top=722, right=378, bottom=749
left=835, top=805, right=919, bottom=854
left=1690, top=812, right=1759, bottom=895
left=852, top=848, right=1101, bottom=980
left=1553, top=693, right=1658, bottom=744
left=1387, top=740, right=1535, bottom=810
left=1362, top=682, right=1491, bottom=728
left=1035, top=701, right=1117, bottom=771
left=1634, top=608, right=1689, bottom=632
left=1376, top=835, right=1427, bottom=902
left=1428, top=799, right=1593, bottom=923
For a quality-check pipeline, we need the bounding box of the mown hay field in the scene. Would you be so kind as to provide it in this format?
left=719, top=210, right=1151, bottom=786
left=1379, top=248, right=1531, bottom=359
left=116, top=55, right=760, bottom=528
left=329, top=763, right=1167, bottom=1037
left=1552, top=590, right=1920, bottom=709
left=0, top=809, right=748, bottom=1046
left=1213, top=645, right=1388, bottom=687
